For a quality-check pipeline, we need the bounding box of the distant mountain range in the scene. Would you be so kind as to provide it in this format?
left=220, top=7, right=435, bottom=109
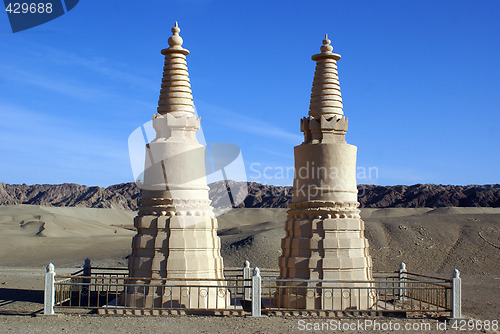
left=0, top=181, right=499, bottom=209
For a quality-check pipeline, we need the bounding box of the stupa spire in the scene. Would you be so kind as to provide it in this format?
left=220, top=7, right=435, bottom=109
left=301, top=34, right=347, bottom=144
left=157, top=22, right=194, bottom=116
left=309, top=34, right=342, bottom=117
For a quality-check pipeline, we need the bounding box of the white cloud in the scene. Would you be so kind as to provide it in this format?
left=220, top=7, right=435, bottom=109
left=196, top=100, right=302, bottom=144
left=0, top=39, right=157, bottom=91
left=0, top=102, right=131, bottom=185
left=38, top=45, right=157, bottom=90
left=256, top=146, right=294, bottom=159
left=0, top=65, right=109, bottom=100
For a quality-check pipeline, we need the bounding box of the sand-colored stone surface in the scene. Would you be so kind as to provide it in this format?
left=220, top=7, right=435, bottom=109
left=278, top=35, right=373, bottom=309
left=124, top=23, right=229, bottom=309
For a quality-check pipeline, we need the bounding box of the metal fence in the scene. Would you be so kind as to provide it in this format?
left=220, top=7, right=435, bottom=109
left=53, top=275, right=245, bottom=312
left=44, top=260, right=461, bottom=318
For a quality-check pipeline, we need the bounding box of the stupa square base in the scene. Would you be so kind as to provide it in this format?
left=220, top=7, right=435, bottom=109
left=128, top=214, right=226, bottom=280
left=275, top=282, right=376, bottom=310
left=123, top=284, right=231, bottom=310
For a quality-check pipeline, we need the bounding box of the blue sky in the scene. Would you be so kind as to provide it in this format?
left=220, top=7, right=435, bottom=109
left=0, top=0, right=499, bottom=187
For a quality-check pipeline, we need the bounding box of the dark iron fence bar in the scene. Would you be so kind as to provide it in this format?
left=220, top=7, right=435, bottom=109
left=405, top=272, right=449, bottom=281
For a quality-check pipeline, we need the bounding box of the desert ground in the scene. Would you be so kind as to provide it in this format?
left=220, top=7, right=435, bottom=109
left=0, top=205, right=499, bottom=333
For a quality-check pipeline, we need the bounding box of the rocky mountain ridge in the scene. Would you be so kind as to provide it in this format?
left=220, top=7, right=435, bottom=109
left=0, top=181, right=499, bottom=210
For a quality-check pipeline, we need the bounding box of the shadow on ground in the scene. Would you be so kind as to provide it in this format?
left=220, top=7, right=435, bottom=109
left=0, top=288, right=43, bottom=315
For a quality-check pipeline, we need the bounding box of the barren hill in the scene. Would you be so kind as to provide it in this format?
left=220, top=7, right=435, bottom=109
left=0, top=181, right=499, bottom=209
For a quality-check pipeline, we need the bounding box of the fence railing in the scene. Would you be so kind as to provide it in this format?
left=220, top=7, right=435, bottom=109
left=53, top=276, right=245, bottom=311
left=44, top=260, right=461, bottom=319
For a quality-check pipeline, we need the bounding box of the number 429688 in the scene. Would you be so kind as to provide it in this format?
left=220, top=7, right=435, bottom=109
left=5, top=2, right=53, bottom=14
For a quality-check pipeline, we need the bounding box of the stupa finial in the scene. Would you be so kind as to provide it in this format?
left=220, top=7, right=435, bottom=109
left=168, top=21, right=183, bottom=47
left=308, top=33, right=343, bottom=120
left=320, top=33, right=333, bottom=53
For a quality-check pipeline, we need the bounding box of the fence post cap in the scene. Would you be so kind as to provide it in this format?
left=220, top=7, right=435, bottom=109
left=244, top=260, right=250, bottom=268
left=253, top=267, right=261, bottom=276
left=453, top=269, right=460, bottom=278
left=46, top=263, right=55, bottom=273
left=400, top=262, right=406, bottom=271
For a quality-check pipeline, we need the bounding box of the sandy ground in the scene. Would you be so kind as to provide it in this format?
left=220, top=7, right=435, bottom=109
left=1, top=268, right=498, bottom=333
left=0, top=205, right=499, bottom=333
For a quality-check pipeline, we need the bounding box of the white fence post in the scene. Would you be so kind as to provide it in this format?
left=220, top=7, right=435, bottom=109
left=243, top=260, right=251, bottom=300
left=452, top=269, right=462, bottom=319
left=251, top=267, right=262, bottom=317
left=44, top=263, right=56, bottom=315
left=398, top=262, right=407, bottom=300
